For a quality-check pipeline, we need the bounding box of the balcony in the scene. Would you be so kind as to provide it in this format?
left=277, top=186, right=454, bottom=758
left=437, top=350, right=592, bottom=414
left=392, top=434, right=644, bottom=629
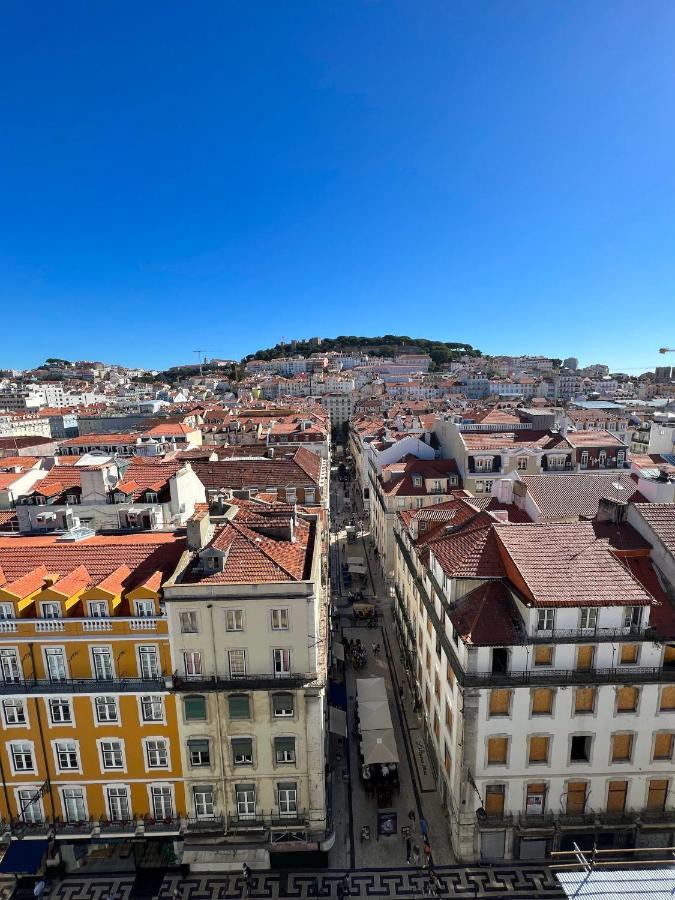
left=186, top=815, right=225, bottom=834
left=556, top=811, right=598, bottom=828
left=464, top=665, right=675, bottom=688
left=0, top=675, right=167, bottom=695
left=141, top=815, right=183, bottom=834
left=477, top=812, right=513, bottom=829
left=10, top=819, right=51, bottom=838
left=54, top=817, right=96, bottom=838
left=529, top=625, right=653, bottom=645
left=173, top=672, right=320, bottom=691
left=225, top=811, right=309, bottom=834
left=99, top=817, right=138, bottom=835
left=517, top=813, right=557, bottom=830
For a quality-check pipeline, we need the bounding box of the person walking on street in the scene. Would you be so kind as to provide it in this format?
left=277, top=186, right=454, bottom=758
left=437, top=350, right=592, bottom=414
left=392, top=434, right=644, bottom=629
left=33, top=881, right=46, bottom=900
left=242, top=862, right=252, bottom=898
left=398, top=684, right=405, bottom=703
left=406, top=834, right=413, bottom=863
left=411, top=844, right=420, bottom=866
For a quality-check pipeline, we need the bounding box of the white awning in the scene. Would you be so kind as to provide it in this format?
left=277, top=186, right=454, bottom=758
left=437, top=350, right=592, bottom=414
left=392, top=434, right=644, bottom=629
left=329, top=706, right=347, bottom=736
left=348, top=564, right=368, bottom=575
left=356, top=677, right=387, bottom=702
left=333, top=642, right=345, bottom=661
left=358, top=699, right=393, bottom=731
left=360, top=729, right=399, bottom=764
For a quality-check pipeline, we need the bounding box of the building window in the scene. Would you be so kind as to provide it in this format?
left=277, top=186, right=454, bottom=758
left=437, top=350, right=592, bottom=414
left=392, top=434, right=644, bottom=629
left=275, top=736, right=296, bottom=764
left=235, top=783, right=256, bottom=820
left=41, top=602, right=61, bottom=619
left=579, top=609, right=597, bottom=631
left=623, top=607, right=642, bottom=632
left=138, top=646, right=160, bottom=678
left=617, top=686, right=639, bottom=713
left=95, top=696, right=117, bottom=723
left=0, top=649, right=21, bottom=683
left=272, top=693, right=294, bottom=717
left=485, top=784, right=505, bottom=817
left=45, top=648, right=68, bottom=682
left=63, top=787, right=86, bottom=823
left=56, top=741, right=79, bottom=770
left=228, top=649, right=247, bottom=677
left=228, top=694, right=251, bottom=719
left=151, top=785, right=173, bottom=819
left=0, top=604, right=13, bottom=620
left=517, top=457, right=528, bottom=471
left=88, top=600, right=108, bottom=618
left=225, top=609, right=244, bottom=632
left=188, top=739, right=210, bottom=767
left=107, top=786, right=130, bottom=821
left=528, top=735, right=550, bottom=764
left=620, top=644, right=639, bottom=665
left=100, top=740, right=124, bottom=769
left=277, top=781, right=297, bottom=817
left=576, top=645, right=595, bottom=670
left=49, top=698, right=72, bottom=724
left=536, top=610, right=555, bottom=632
left=3, top=699, right=26, bottom=725
left=134, top=600, right=155, bottom=617
left=611, top=733, right=633, bottom=763
left=574, top=688, right=595, bottom=715
left=606, top=780, right=627, bottom=813
left=580, top=451, right=589, bottom=467
left=654, top=733, right=674, bottom=761
left=531, top=688, right=554, bottom=716
left=533, top=646, right=553, bottom=667
left=566, top=781, right=588, bottom=814
left=570, top=735, right=592, bottom=763
left=141, top=695, right=163, bottom=721
left=11, top=742, right=34, bottom=771
left=273, top=649, right=291, bottom=676
left=194, top=787, right=214, bottom=819
left=146, top=739, right=169, bottom=768
left=488, top=689, right=511, bottom=717
left=184, top=695, right=207, bottom=721
left=271, top=608, right=289, bottom=630
left=184, top=651, right=202, bottom=678
left=92, top=647, right=114, bottom=681
left=232, top=738, right=253, bottom=766
left=486, top=737, right=508, bottom=766
left=180, top=611, right=199, bottom=633
left=17, top=789, right=43, bottom=824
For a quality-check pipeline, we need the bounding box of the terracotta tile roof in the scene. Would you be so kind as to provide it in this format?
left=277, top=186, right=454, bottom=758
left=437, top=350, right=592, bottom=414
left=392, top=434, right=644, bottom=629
left=0, top=436, right=54, bottom=451
left=414, top=502, right=506, bottom=578
left=494, top=522, right=654, bottom=607
left=520, top=473, right=643, bottom=520
left=1, top=565, right=49, bottom=599
left=0, top=472, right=29, bottom=490
left=49, top=564, right=93, bottom=596
left=59, top=432, right=142, bottom=446
left=26, top=465, right=82, bottom=499
left=633, top=503, right=675, bottom=555
left=379, top=456, right=460, bottom=496
left=183, top=517, right=312, bottom=584
left=461, top=430, right=571, bottom=451
left=115, top=456, right=183, bottom=500
left=143, top=423, right=195, bottom=437
left=450, top=581, right=522, bottom=646
left=565, top=429, right=627, bottom=448
left=0, top=533, right=185, bottom=593
left=0, top=511, right=18, bottom=530
left=192, top=446, right=322, bottom=491
left=0, top=457, right=41, bottom=471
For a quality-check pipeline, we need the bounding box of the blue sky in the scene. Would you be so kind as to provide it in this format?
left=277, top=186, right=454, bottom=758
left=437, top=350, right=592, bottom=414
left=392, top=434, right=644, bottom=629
left=1, top=1, right=674, bottom=373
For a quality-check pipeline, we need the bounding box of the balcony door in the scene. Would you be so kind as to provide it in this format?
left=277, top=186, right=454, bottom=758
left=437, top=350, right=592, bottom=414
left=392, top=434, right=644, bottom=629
left=273, top=649, right=291, bottom=676
left=46, top=648, right=67, bottom=682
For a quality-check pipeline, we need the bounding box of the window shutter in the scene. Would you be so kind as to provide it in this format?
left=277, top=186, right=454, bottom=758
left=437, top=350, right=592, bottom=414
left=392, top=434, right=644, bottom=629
left=577, top=645, right=595, bottom=670
left=664, top=646, right=675, bottom=665
left=528, top=736, right=549, bottom=763
left=617, top=686, right=638, bottom=712
left=275, top=737, right=295, bottom=754
left=660, top=686, right=675, bottom=711
left=532, top=689, right=553, bottom=715
left=606, top=780, right=627, bottom=812
left=647, top=779, right=668, bottom=810
left=487, top=737, right=508, bottom=765
left=620, top=644, right=638, bottom=664
left=485, top=785, right=505, bottom=816
left=611, top=733, right=632, bottom=762
left=566, top=781, right=587, bottom=813
left=229, top=695, right=250, bottom=718
left=575, top=688, right=595, bottom=713
left=489, top=690, right=510, bottom=716
left=534, top=646, right=552, bottom=666
left=654, top=733, right=673, bottom=760
left=188, top=739, right=209, bottom=753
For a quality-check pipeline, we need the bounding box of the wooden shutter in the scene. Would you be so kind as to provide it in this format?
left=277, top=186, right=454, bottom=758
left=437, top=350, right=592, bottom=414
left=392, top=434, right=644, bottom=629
left=446, top=660, right=455, bottom=686
left=485, top=785, right=505, bottom=816
left=660, top=686, right=675, bottom=711
left=647, top=779, right=668, bottom=811
left=620, top=644, right=638, bottom=664
left=607, top=780, right=627, bottom=813
left=489, top=689, right=511, bottom=716
left=577, top=645, right=595, bottom=670
left=611, top=733, right=633, bottom=762
left=528, top=736, right=549, bottom=763
left=566, top=781, right=587, bottom=814
left=444, top=743, right=451, bottom=775
left=654, top=732, right=674, bottom=761
left=487, top=737, right=508, bottom=765
left=445, top=701, right=453, bottom=729
left=534, top=646, right=553, bottom=666
left=575, top=688, right=595, bottom=714
left=617, top=686, right=638, bottom=712
left=527, top=782, right=546, bottom=797
left=664, top=645, right=675, bottom=666
left=532, top=689, right=553, bottom=715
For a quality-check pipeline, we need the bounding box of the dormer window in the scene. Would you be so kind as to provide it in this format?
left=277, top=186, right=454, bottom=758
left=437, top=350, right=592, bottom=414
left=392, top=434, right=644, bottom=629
left=114, top=492, right=126, bottom=503
left=413, top=475, right=423, bottom=488
left=145, top=492, right=158, bottom=503
left=66, top=494, right=80, bottom=505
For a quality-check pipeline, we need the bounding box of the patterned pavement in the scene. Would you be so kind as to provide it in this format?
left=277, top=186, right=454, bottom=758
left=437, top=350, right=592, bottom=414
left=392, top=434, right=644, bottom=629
left=43, top=866, right=564, bottom=900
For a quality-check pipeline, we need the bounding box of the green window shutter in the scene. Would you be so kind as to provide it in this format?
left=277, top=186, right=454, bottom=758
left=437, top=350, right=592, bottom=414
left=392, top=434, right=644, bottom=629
left=228, top=694, right=250, bottom=718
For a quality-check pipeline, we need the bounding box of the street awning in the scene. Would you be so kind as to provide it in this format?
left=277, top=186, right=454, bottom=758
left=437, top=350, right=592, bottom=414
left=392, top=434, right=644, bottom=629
left=356, top=677, right=387, bottom=702
left=348, top=564, right=367, bottom=575
left=329, top=706, right=347, bottom=736
left=333, top=642, right=345, bottom=661
left=360, top=729, right=399, bottom=765
left=358, top=699, right=393, bottom=731
left=329, top=680, right=348, bottom=710
left=0, top=839, right=49, bottom=874
left=347, top=555, right=364, bottom=565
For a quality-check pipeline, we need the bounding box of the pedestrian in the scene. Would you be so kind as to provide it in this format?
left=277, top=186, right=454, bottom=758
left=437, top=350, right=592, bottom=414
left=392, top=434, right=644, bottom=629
left=420, top=816, right=429, bottom=839
left=398, top=684, right=404, bottom=703
left=408, top=809, right=416, bottom=825
left=411, top=844, right=420, bottom=866
left=405, top=835, right=412, bottom=864
left=423, top=838, right=432, bottom=868
left=242, top=862, right=251, bottom=898
left=341, top=874, right=351, bottom=897
left=371, top=641, right=377, bottom=654
left=172, top=887, right=181, bottom=900
left=33, top=882, right=46, bottom=900
left=375, top=643, right=381, bottom=655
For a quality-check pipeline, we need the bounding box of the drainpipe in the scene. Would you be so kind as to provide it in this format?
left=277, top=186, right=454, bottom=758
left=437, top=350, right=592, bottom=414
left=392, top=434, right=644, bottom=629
left=207, top=604, right=228, bottom=825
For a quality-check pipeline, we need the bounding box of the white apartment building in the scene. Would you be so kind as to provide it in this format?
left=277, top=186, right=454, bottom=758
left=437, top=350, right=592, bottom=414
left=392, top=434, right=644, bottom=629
left=162, top=503, right=328, bottom=869
left=392, top=499, right=675, bottom=863
left=320, top=393, right=355, bottom=429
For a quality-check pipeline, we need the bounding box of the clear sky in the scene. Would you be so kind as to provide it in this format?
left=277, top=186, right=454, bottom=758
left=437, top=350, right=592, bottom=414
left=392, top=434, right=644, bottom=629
left=1, top=1, right=674, bottom=373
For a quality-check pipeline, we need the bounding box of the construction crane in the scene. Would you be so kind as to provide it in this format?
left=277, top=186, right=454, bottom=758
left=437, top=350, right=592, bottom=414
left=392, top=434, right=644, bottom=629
left=193, top=350, right=216, bottom=375
left=659, top=348, right=675, bottom=354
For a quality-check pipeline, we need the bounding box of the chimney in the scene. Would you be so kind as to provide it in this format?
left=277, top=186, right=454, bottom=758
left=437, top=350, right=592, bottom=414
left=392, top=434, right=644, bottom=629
left=187, top=505, right=211, bottom=550
left=496, top=478, right=513, bottom=504
left=595, top=497, right=627, bottom=524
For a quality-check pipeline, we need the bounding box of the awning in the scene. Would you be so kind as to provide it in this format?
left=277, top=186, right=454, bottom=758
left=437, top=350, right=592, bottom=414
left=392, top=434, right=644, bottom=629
left=329, top=680, right=348, bottom=710
left=356, top=677, right=387, bottom=702
left=329, top=706, right=347, bottom=736
left=333, top=642, right=345, bottom=661
left=360, top=729, right=400, bottom=765
left=0, top=839, right=49, bottom=874
left=347, top=555, right=364, bottom=565
left=348, top=564, right=367, bottom=575
left=358, top=699, right=393, bottom=731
